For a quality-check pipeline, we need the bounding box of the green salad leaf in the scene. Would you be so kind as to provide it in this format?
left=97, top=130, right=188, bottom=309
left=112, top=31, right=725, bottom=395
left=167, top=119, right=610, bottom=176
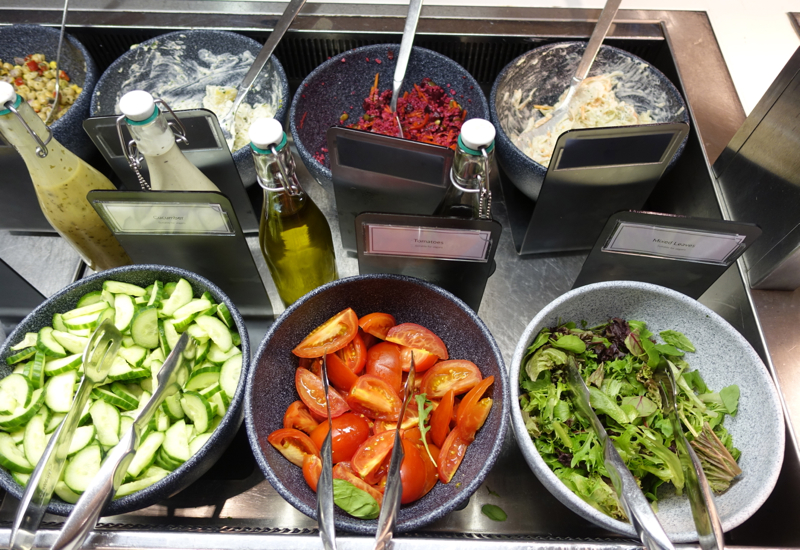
left=518, top=318, right=741, bottom=520
left=481, top=504, right=508, bottom=521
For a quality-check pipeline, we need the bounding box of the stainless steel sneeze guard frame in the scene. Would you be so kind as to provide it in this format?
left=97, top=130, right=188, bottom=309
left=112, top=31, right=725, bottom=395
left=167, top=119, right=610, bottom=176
left=2, top=3, right=800, bottom=549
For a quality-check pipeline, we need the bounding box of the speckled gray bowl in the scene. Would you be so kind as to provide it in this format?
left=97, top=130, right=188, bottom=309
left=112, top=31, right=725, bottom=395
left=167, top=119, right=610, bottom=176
left=490, top=42, right=690, bottom=201
left=509, top=281, right=784, bottom=542
left=90, top=29, right=289, bottom=187
left=289, top=44, right=489, bottom=190
left=0, top=264, right=250, bottom=516
left=246, top=274, right=508, bottom=534
left=0, top=24, right=98, bottom=160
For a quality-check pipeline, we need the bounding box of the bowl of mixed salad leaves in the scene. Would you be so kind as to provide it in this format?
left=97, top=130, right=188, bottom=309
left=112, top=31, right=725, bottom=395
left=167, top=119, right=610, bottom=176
left=509, top=280, right=784, bottom=542
left=0, top=264, right=249, bottom=516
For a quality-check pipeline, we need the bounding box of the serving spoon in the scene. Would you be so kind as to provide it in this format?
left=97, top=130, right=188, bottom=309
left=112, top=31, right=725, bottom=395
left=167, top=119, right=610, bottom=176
left=389, top=0, right=423, bottom=139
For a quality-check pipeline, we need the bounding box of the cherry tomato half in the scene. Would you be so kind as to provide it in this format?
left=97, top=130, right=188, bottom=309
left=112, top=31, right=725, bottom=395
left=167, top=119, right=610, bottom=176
left=398, top=346, right=439, bottom=373
left=366, top=341, right=403, bottom=393
left=385, top=323, right=448, bottom=360
left=303, top=453, right=322, bottom=491
left=420, top=360, right=482, bottom=398
left=430, top=388, right=455, bottom=447
left=295, top=367, right=350, bottom=418
left=438, top=428, right=470, bottom=483
left=351, top=429, right=396, bottom=480
left=325, top=352, right=360, bottom=393
left=346, top=374, right=402, bottom=421
left=309, top=412, right=371, bottom=463
left=267, top=428, right=319, bottom=467
left=358, top=312, right=396, bottom=340
left=283, top=400, right=320, bottom=434
left=333, top=462, right=384, bottom=505
left=399, top=439, right=427, bottom=504
left=456, top=375, right=494, bottom=424
left=456, top=375, right=494, bottom=441
left=335, top=332, right=367, bottom=374
left=293, top=308, right=359, bottom=358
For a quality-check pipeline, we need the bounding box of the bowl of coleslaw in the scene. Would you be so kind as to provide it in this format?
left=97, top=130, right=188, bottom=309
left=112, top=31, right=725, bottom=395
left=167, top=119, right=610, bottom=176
left=490, top=42, right=689, bottom=201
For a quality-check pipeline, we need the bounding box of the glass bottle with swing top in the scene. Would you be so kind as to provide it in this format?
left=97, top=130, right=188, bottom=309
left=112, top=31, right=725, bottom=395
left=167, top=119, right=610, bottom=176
left=435, top=118, right=496, bottom=220
left=118, top=90, right=220, bottom=192
left=0, top=81, right=130, bottom=271
left=250, top=117, right=338, bottom=307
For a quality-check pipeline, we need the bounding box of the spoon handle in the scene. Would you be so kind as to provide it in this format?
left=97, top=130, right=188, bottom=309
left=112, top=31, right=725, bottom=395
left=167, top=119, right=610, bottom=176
left=572, top=0, right=622, bottom=85
left=390, top=0, right=424, bottom=113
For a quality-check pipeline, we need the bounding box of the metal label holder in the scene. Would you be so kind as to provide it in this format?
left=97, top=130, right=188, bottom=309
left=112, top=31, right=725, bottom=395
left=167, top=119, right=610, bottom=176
left=505, top=123, right=690, bottom=255
left=328, top=127, right=454, bottom=252
left=83, top=108, right=259, bottom=234
left=356, top=212, right=502, bottom=312
left=87, top=190, right=273, bottom=319
left=0, top=258, right=46, bottom=330
left=573, top=211, right=761, bottom=298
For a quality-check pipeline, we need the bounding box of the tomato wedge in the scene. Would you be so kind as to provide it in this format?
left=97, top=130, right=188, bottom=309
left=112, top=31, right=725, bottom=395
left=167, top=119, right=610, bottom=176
left=346, top=374, right=402, bottom=421
left=438, top=428, right=470, bottom=483
left=303, top=453, right=322, bottom=491
left=456, top=375, right=494, bottom=425
left=325, top=352, right=360, bottom=392
left=366, top=341, right=403, bottom=393
left=335, top=332, right=367, bottom=374
left=295, top=367, right=350, bottom=418
left=333, top=462, right=384, bottom=505
left=398, top=346, right=439, bottom=373
left=309, top=412, right=370, bottom=463
left=398, top=439, right=427, bottom=504
left=283, top=400, right=320, bottom=434
left=385, top=323, right=448, bottom=360
left=359, top=312, right=396, bottom=340
left=351, top=429, right=396, bottom=479
left=293, top=308, right=359, bottom=358
left=267, top=428, right=319, bottom=467
left=430, top=388, right=454, bottom=447
left=458, top=397, right=492, bottom=443
left=420, top=360, right=482, bottom=398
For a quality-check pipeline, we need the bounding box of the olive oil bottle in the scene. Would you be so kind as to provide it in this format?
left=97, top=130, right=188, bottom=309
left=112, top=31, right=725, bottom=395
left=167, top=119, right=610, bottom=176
left=250, top=118, right=337, bottom=306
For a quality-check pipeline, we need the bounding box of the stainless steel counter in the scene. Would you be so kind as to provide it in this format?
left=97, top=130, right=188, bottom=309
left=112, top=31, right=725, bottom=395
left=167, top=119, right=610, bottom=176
left=0, top=4, right=798, bottom=549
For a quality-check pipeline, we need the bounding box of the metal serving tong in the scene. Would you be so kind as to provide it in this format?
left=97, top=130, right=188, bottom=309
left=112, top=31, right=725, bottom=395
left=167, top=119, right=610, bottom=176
left=10, top=320, right=122, bottom=550
left=654, top=360, right=725, bottom=550
left=49, top=333, right=193, bottom=550
left=374, top=355, right=416, bottom=550
left=565, top=357, right=674, bottom=550
left=317, top=351, right=337, bottom=550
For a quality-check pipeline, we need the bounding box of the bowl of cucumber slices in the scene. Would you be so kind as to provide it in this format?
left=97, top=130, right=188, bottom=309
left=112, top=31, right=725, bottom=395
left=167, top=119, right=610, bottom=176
left=0, top=264, right=249, bottom=516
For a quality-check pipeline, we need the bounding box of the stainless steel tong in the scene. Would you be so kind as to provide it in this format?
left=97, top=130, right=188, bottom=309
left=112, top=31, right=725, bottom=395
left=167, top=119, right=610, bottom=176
left=317, top=352, right=337, bottom=550
left=565, top=357, right=674, bottom=550
left=49, top=333, right=193, bottom=550
left=10, top=320, right=122, bottom=550
left=655, top=359, right=725, bottom=550
left=374, top=356, right=416, bottom=550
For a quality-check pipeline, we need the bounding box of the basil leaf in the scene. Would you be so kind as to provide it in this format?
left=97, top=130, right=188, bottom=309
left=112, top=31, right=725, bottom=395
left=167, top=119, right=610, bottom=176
left=481, top=504, right=508, bottom=521
left=332, top=479, right=380, bottom=519
left=552, top=334, right=586, bottom=354
left=720, top=385, right=740, bottom=415
left=659, top=330, right=696, bottom=352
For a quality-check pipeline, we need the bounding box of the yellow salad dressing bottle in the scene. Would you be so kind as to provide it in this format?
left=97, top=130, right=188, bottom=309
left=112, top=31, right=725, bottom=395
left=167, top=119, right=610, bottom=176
left=0, top=81, right=130, bottom=271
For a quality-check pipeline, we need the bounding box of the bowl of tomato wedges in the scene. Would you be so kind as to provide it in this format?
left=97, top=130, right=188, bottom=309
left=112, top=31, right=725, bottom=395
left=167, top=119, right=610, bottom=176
left=245, top=274, right=508, bottom=534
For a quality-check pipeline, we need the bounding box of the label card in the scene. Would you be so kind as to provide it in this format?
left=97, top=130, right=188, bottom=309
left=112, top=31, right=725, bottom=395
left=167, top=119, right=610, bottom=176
left=94, top=201, right=234, bottom=236
left=602, top=221, right=746, bottom=265
left=365, top=224, right=492, bottom=262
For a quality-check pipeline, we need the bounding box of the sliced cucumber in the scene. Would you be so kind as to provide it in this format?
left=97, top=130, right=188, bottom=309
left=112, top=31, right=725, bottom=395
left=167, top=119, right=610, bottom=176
left=44, top=370, right=77, bottom=413
left=28, top=351, right=46, bottom=389
left=193, top=316, right=233, bottom=352
left=126, top=431, right=165, bottom=479
left=114, top=293, right=136, bottom=332
left=12, top=471, right=31, bottom=487
left=208, top=391, right=227, bottom=418
left=0, top=374, right=32, bottom=408
left=180, top=392, right=212, bottom=434
left=52, top=313, right=68, bottom=332
left=89, top=400, right=121, bottom=446
left=147, top=280, right=163, bottom=307
left=220, top=354, right=242, bottom=400
left=36, top=327, right=67, bottom=358
left=102, top=280, right=146, bottom=297
left=0, top=389, right=18, bottom=415
left=160, top=278, right=193, bottom=317
left=76, top=290, right=105, bottom=308
left=161, top=392, right=185, bottom=421
left=64, top=444, right=102, bottom=493
left=6, top=347, right=36, bottom=366
left=67, top=425, right=96, bottom=456
left=115, top=467, right=169, bottom=498
left=216, top=303, right=233, bottom=328
left=51, top=330, right=89, bottom=355
left=92, top=387, right=137, bottom=411
left=173, top=299, right=214, bottom=321
left=23, top=414, right=48, bottom=465
left=162, top=419, right=190, bottom=463
left=184, top=367, right=220, bottom=392
left=111, top=382, right=140, bottom=408
left=0, top=388, right=44, bottom=430
left=206, top=344, right=241, bottom=365
left=130, top=307, right=159, bottom=349
left=46, top=412, right=65, bottom=434
left=43, top=353, right=81, bottom=376
left=118, top=345, right=147, bottom=368
left=107, top=356, right=150, bottom=382
left=54, top=480, right=80, bottom=503
left=62, top=301, right=109, bottom=321
left=189, top=432, right=213, bottom=455
left=10, top=333, right=38, bottom=351
left=0, top=432, right=33, bottom=473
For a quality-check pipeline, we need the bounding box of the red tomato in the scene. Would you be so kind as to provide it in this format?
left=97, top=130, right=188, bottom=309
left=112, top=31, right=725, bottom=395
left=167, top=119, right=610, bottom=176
left=456, top=375, right=494, bottom=424
left=420, top=360, right=482, bottom=398
left=283, top=400, right=320, bottom=434
left=385, top=323, right=448, bottom=360
left=309, top=412, right=371, bottom=463
left=398, top=346, right=439, bottom=373
left=303, top=453, right=322, bottom=491
left=438, top=428, right=470, bottom=483
left=358, top=312, right=396, bottom=340
left=366, top=342, right=403, bottom=393
left=293, top=308, right=359, bottom=358
left=351, top=429, right=396, bottom=480
left=430, top=388, right=455, bottom=447
left=295, top=367, right=350, bottom=418
left=346, top=374, right=402, bottom=421
left=325, top=352, right=360, bottom=393
left=333, top=462, right=384, bottom=505
left=267, top=428, right=320, bottom=467
left=372, top=402, right=419, bottom=433
left=360, top=328, right=378, bottom=351
left=335, top=332, right=367, bottom=374
left=459, top=397, right=492, bottom=443
left=398, top=439, right=427, bottom=504
left=402, top=429, right=440, bottom=496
